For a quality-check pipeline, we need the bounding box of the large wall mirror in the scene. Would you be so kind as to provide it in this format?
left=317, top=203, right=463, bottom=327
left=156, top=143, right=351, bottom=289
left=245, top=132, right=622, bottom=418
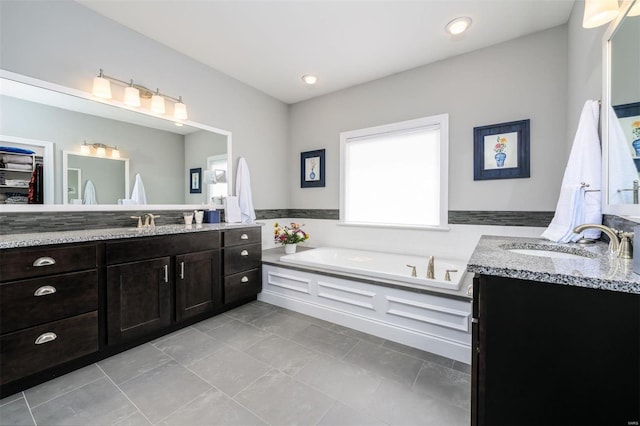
left=0, top=70, right=232, bottom=211
left=603, top=0, right=640, bottom=216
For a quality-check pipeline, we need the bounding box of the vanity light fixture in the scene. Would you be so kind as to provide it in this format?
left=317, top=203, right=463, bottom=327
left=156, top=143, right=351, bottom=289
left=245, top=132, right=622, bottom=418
left=629, top=1, right=640, bottom=16
left=91, top=69, right=188, bottom=120
left=302, top=74, right=319, bottom=85
left=445, top=17, right=472, bottom=35
left=582, top=0, right=619, bottom=28
left=80, top=141, right=121, bottom=159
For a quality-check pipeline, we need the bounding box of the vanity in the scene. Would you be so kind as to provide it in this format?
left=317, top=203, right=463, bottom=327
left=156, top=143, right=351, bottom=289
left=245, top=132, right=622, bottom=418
left=467, top=235, right=640, bottom=426
left=0, top=224, right=262, bottom=398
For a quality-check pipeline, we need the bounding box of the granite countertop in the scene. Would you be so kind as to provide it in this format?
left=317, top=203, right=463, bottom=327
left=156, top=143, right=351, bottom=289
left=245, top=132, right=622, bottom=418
left=467, top=235, right=640, bottom=295
left=0, top=223, right=263, bottom=249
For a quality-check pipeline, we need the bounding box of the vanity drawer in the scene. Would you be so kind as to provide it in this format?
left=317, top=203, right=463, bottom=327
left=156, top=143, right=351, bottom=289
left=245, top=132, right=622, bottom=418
left=223, top=228, right=261, bottom=247
left=224, top=268, right=262, bottom=304
left=223, top=243, right=262, bottom=275
left=0, top=243, right=97, bottom=282
left=0, top=271, right=98, bottom=334
left=0, top=311, right=98, bottom=385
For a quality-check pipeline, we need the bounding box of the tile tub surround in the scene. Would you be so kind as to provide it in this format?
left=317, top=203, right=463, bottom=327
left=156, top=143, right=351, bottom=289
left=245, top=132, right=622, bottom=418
left=0, top=301, right=470, bottom=426
left=467, top=235, right=640, bottom=295
left=0, top=223, right=262, bottom=249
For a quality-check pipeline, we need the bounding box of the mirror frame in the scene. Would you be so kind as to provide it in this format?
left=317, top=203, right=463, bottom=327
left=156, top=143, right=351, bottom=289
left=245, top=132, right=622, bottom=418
left=0, top=69, right=233, bottom=212
left=602, top=0, right=638, bottom=217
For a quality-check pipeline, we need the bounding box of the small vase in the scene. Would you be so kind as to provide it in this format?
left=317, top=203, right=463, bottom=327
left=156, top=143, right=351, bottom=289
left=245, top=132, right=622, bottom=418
left=284, top=244, right=297, bottom=254
left=495, top=152, right=506, bottom=168
left=633, top=139, right=640, bottom=157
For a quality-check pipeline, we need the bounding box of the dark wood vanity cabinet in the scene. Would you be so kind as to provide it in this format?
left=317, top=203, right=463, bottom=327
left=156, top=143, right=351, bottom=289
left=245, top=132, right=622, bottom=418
left=222, top=228, right=262, bottom=304
left=472, top=274, right=640, bottom=426
left=175, top=250, right=222, bottom=321
left=0, top=243, right=99, bottom=386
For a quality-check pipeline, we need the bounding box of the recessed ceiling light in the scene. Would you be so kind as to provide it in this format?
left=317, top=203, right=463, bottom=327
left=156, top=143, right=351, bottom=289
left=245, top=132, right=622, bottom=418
left=445, top=17, right=472, bottom=35
left=302, top=74, right=319, bottom=85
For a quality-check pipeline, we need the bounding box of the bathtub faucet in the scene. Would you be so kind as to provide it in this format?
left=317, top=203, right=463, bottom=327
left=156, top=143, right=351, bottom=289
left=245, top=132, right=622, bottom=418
left=426, top=256, right=435, bottom=279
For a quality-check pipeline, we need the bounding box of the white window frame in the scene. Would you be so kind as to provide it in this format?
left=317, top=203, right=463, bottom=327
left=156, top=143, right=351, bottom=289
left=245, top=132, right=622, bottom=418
left=339, top=114, right=449, bottom=230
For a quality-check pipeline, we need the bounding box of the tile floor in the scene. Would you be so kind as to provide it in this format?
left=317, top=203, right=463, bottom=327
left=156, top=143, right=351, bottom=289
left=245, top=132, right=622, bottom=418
left=0, top=301, right=471, bottom=426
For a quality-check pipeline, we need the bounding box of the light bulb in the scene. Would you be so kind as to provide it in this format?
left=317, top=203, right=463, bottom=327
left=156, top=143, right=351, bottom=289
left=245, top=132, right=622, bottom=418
left=583, top=0, right=619, bottom=28
left=302, top=74, right=318, bottom=85
left=80, top=143, right=90, bottom=155
left=445, top=17, right=472, bottom=35
left=124, top=84, right=141, bottom=107
left=92, top=70, right=112, bottom=99
left=96, top=146, right=106, bottom=157
left=174, top=98, right=188, bottom=120
left=111, top=147, right=120, bottom=159
left=151, top=90, right=165, bottom=114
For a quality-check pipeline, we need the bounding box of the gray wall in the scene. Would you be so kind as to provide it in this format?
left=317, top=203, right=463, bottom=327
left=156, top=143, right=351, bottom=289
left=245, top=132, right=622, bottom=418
left=288, top=26, right=569, bottom=211
left=0, top=0, right=289, bottom=209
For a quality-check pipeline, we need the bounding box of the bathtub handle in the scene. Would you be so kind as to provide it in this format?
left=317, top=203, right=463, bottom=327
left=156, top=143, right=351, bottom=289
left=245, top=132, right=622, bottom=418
left=444, top=269, right=458, bottom=281
left=406, top=264, right=417, bottom=277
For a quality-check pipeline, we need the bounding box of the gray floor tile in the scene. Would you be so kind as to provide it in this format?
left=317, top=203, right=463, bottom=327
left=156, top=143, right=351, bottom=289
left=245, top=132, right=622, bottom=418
left=0, top=397, right=35, bottom=426
left=344, top=340, right=424, bottom=387
left=452, top=360, right=472, bottom=374
left=153, top=327, right=225, bottom=366
left=112, top=411, right=152, bottom=426
left=31, top=377, right=137, bottom=426
left=317, top=401, right=386, bottom=426
left=118, top=361, right=211, bottom=424
left=244, top=334, right=318, bottom=375
left=225, top=301, right=276, bottom=323
left=382, top=340, right=455, bottom=368
left=249, top=309, right=313, bottom=339
left=189, top=344, right=271, bottom=397
left=328, top=323, right=386, bottom=345
left=235, top=369, right=335, bottom=426
left=413, top=360, right=472, bottom=411
left=285, top=310, right=337, bottom=330
left=292, top=324, right=359, bottom=359
left=157, top=388, right=266, bottom=426
left=98, top=343, right=172, bottom=385
left=349, top=378, right=469, bottom=426
left=192, top=313, right=233, bottom=333
left=0, top=393, right=24, bottom=407
left=204, top=319, right=271, bottom=351
left=295, top=354, right=381, bottom=409
left=24, top=364, right=105, bottom=408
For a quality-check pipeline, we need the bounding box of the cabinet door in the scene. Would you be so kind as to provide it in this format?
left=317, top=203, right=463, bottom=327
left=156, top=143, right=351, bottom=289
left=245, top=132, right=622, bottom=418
left=107, top=257, right=171, bottom=345
left=175, top=250, right=221, bottom=322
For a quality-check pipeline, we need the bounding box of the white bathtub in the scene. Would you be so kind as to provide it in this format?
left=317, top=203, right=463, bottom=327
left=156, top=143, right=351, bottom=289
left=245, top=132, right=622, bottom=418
left=279, top=247, right=467, bottom=291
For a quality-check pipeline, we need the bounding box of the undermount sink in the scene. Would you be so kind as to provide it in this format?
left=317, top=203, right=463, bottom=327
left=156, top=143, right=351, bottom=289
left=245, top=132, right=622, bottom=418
left=500, top=243, right=598, bottom=260
left=507, top=248, right=591, bottom=259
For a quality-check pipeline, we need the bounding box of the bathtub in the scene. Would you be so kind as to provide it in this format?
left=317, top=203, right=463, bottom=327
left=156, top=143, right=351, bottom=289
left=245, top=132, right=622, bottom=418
left=279, top=246, right=467, bottom=291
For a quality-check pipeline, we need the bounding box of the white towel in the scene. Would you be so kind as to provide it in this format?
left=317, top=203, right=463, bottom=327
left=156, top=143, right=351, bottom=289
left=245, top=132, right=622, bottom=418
left=542, top=100, right=602, bottom=242
left=224, top=195, right=242, bottom=223
left=607, top=106, right=639, bottom=204
left=130, top=173, right=147, bottom=205
left=235, top=157, right=256, bottom=224
left=2, top=155, right=33, bottom=164
left=83, top=180, right=97, bottom=205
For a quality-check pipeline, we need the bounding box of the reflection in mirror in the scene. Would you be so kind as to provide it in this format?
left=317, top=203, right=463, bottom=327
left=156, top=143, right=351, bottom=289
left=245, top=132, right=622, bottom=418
left=604, top=1, right=640, bottom=214
left=63, top=152, right=129, bottom=205
left=0, top=70, right=232, bottom=211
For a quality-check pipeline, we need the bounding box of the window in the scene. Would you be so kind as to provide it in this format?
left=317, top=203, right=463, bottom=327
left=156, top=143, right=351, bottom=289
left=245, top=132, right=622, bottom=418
left=340, top=114, right=448, bottom=228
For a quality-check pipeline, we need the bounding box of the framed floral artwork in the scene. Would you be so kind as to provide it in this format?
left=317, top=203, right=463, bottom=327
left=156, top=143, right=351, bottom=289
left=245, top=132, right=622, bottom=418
left=473, top=119, right=530, bottom=180
left=189, top=167, right=202, bottom=193
left=300, top=149, right=325, bottom=188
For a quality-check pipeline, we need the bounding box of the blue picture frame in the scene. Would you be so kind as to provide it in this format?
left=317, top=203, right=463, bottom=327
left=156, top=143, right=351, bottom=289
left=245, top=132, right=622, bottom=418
left=190, top=167, right=202, bottom=193
left=300, top=149, right=325, bottom=188
left=473, top=119, right=530, bottom=181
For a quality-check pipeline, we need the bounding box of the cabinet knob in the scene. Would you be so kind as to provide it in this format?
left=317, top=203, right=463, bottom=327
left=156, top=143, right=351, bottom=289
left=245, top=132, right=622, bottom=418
left=241, top=276, right=249, bottom=283
left=34, top=285, right=57, bottom=297
left=33, top=256, right=56, bottom=267
left=35, top=332, right=57, bottom=345
left=240, top=250, right=249, bottom=256
left=240, top=234, right=249, bottom=240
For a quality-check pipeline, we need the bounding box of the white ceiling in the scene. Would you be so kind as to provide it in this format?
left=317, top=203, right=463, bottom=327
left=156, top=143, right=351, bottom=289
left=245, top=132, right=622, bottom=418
left=77, top=0, right=575, bottom=104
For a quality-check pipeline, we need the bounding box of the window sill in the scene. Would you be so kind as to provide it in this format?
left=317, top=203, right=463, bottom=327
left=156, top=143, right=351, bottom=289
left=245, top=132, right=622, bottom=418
left=337, top=221, right=450, bottom=232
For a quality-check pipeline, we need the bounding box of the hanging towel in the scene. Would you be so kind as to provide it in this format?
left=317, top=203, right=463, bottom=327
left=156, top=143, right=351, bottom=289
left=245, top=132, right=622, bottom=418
left=542, top=100, right=602, bottom=242
left=83, top=180, right=97, bottom=205
left=130, top=173, right=147, bottom=205
left=235, top=157, right=256, bottom=223
left=607, top=106, right=639, bottom=204
left=224, top=195, right=242, bottom=223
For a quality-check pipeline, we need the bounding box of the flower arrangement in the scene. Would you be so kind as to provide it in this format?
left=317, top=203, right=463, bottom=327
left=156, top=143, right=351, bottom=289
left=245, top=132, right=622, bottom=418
left=494, top=136, right=508, bottom=153
left=274, top=222, right=310, bottom=245
left=632, top=121, right=640, bottom=141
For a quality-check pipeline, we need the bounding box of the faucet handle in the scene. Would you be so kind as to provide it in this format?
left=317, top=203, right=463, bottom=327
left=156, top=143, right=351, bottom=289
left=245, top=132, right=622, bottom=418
left=406, top=264, right=417, bottom=277
left=618, top=231, right=634, bottom=259
left=130, top=216, right=142, bottom=228
left=444, top=269, right=458, bottom=281
left=145, top=213, right=160, bottom=227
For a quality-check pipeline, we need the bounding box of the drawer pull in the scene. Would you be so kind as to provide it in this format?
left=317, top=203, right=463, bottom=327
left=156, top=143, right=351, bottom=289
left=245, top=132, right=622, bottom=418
left=180, top=261, right=185, bottom=280
left=240, top=234, right=249, bottom=240
left=34, top=286, right=57, bottom=297
left=241, top=276, right=249, bottom=283
left=33, top=257, right=56, bottom=267
left=164, top=265, right=169, bottom=283
left=240, top=250, right=249, bottom=256
left=35, top=332, right=57, bottom=345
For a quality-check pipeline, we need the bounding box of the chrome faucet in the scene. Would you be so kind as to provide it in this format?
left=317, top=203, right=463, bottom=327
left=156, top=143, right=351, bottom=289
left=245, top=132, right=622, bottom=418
left=572, top=223, right=633, bottom=258
left=426, top=256, right=435, bottom=279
